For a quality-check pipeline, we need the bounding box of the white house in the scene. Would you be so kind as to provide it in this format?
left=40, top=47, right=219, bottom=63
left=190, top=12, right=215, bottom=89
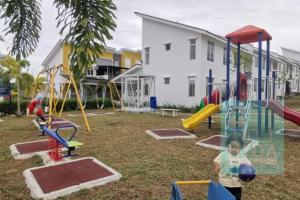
left=135, top=12, right=300, bottom=107
left=136, top=12, right=271, bottom=107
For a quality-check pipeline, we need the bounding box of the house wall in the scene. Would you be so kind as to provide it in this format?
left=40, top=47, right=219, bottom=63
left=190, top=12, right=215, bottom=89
left=121, top=51, right=141, bottom=68
left=142, top=18, right=205, bottom=107
left=45, top=45, right=64, bottom=98
left=142, top=18, right=258, bottom=107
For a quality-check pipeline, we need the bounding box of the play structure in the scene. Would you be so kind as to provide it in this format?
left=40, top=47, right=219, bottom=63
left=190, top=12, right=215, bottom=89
left=109, top=74, right=155, bottom=112
left=170, top=180, right=235, bottom=200
left=32, top=64, right=91, bottom=132
left=81, top=78, right=107, bottom=109
left=182, top=69, right=248, bottom=130
left=184, top=25, right=300, bottom=140
left=35, top=116, right=83, bottom=161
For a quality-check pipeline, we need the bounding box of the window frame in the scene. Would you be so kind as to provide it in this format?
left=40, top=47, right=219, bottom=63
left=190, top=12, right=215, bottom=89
left=207, top=41, right=215, bottom=62
left=223, top=47, right=226, bottom=65
left=188, top=78, right=196, bottom=97
left=189, top=38, right=196, bottom=60
left=145, top=47, right=150, bottom=65
left=165, top=43, right=171, bottom=51
left=164, top=77, right=170, bottom=85
left=87, top=69, right=93, bottom=76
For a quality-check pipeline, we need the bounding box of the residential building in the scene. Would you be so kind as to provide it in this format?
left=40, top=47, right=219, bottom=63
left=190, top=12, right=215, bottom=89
left=135, top=12, right=300, bottom=107
left=41, top=40, right=141, bottom=98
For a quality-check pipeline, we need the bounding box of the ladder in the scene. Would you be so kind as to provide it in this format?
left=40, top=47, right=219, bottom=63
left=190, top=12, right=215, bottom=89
left=224, top=83, right=253, bottom=139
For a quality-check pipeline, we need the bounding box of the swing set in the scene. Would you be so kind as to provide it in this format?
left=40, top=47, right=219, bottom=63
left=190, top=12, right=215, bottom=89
left=81, top=79, right=107, bottom=110
left=32, top=64, right=91, bottom=132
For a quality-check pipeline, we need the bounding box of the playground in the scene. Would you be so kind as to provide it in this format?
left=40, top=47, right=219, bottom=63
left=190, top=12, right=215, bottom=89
left=0, top=96, right=299, bottom=199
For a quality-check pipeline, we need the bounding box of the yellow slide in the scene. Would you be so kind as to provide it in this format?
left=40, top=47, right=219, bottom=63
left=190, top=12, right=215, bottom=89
left=182, top=104, right=220, bottom=129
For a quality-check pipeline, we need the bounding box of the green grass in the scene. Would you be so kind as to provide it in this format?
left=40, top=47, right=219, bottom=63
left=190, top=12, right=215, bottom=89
left=0, top=97, right=299, bottom=199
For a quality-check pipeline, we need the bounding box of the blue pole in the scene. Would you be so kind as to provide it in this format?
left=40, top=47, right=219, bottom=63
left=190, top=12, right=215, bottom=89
left=258, top=32, right=263, bottom=137
left=208, top=69, right=212, bottom=129
left=271, top=71, right=275, bottom=130
left=237, top=43, right=241, bottom=101
left=236, top=43, right=241, bottom=130
left=265, top=40, right=270, bottom=133
left=226, top=38, right=231, bottom=99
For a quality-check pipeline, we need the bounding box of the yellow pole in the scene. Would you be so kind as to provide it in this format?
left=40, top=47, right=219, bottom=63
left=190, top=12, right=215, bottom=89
left=32, top=72, right=42, bottom=99
left=59, top=81, right=71, bottom=118
left=108, top=82, right=115, bottom=111
left=175, top=180, right=211, bottom=185
left=50, top=67, right=59, bottom=115
left=112, top=81, right=124, bottom=110
left=63, top=65, right=91, bottom=132
left=48, top=66, right=56, bottom=128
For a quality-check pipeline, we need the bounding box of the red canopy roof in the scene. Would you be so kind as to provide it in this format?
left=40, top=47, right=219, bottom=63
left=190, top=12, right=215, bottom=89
left=225, top=25, right=272, bottom=44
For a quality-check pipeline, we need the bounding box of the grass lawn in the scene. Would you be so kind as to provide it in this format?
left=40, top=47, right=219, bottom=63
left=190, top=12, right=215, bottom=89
left=0, top=98, right=299, bottom=199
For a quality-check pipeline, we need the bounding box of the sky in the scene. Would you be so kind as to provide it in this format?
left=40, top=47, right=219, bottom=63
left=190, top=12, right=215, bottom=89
left=1, top=0, right=300, bottom=76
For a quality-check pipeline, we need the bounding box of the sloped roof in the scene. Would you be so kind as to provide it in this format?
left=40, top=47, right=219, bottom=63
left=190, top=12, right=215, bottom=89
left=135, top=12, right=255, bottom=56
left=226, top=25, right=272, bottom=44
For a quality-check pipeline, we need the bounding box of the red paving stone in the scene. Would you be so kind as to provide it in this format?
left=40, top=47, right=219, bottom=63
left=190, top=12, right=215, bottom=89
left=200, top=135, right=251, bottom=147
left=31, top=158, right=114, bottom=193
left=15, top=140, right=49, bottom=154
left=152, top=129, right=191, bottom=137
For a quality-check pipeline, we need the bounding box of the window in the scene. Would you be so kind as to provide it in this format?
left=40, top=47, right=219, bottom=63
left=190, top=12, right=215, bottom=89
left=262, top=57, right=266, bottom=70
left=261, top=80, right=265, bottom=92
left=165, top=43, right=171, bottom=51
left=223, top=47, right=226, bottom=65
left=255, top=57, right=258, bottom=68
left=188, top=79, right=195, bottom=97
left=164, top=77, right=170, bottom=85
left=207, top=41, right=214, bottom=62
left=125, top=58, right=131, bottom=68
left=145, top=47, right=150, bottom=65
left=189, top=38, right=196, bottom=59
left=273, top=61, right=278, bottom=70
left=87, top=69, right=93, bottom=76
left=254, top=79, right=257, bottom=92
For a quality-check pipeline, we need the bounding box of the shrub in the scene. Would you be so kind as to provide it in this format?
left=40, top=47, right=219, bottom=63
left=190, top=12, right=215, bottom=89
left=0, top=98, right=112, bottom=115
left=159, top=103, right=199, bottom=113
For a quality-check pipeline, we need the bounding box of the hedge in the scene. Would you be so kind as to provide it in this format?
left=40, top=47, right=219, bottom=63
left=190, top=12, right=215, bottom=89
left=0, top=98, right=112, bottom=115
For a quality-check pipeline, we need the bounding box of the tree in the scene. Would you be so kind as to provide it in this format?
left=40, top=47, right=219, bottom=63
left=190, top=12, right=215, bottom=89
left=53, top=0, right=117, bottom=84
left=19, top=72, right=35, bottom=98
left=0, top=56, right=30, bottom=115
left=0, top=0, right=42, bottom=60
left=1, top=0, right=117, bottom=105
left=33, top=75, right=47, bottom=94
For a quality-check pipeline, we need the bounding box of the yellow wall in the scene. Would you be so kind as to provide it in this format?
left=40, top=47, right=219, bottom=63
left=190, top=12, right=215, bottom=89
left=62, top=43, right=141, bottom=70
left=121, top=50, right=141, bottom=68
left=100, top=51, right=113, bottom=60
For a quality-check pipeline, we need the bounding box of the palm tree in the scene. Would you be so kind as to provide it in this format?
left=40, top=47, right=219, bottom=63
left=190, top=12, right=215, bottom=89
left=1, top=0, right=117, bottom=88
left=0, top=56, right=30, bottom=116
left=33, top=75, right=47, bottom=94
left=19, top=72, right=35, bottom=98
